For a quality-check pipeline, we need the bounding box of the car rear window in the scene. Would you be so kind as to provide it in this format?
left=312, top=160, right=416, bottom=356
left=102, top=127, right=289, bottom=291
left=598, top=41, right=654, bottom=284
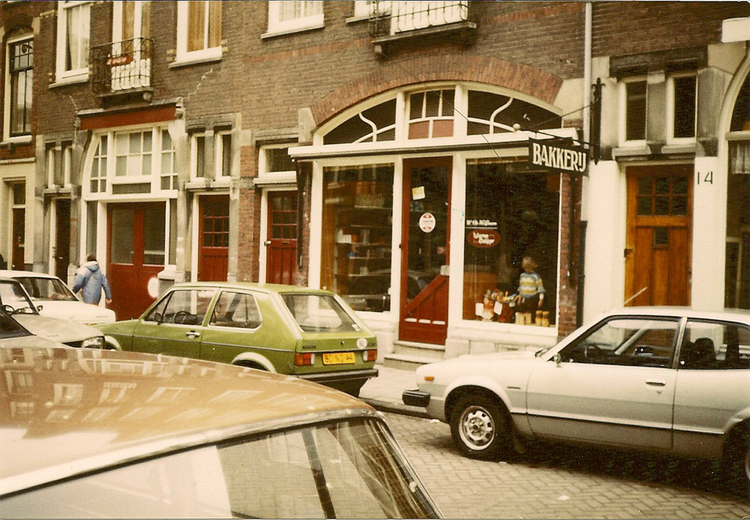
left=281, top=294, right=362, bottom=333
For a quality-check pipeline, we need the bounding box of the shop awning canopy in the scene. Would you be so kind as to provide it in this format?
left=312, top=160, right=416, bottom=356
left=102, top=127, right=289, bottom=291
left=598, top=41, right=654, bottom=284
left=289, top=128, right=580, bottom=161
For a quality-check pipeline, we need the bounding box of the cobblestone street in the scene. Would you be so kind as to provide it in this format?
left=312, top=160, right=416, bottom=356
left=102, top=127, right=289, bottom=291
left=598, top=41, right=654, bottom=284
left=382, top=413, right=750, bottom=519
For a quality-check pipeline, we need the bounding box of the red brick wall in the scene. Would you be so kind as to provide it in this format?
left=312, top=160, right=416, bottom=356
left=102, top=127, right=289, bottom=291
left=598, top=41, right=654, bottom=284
left=592, top=2, right=750, bottom=58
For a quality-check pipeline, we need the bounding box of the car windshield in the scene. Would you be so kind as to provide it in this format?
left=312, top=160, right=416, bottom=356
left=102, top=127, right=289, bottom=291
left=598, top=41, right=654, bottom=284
left=0, top=311, right=27, bottom=338
left=281, top=294, right=362, bottom=333
left=0, top=281, right=38, bottom=315
left=16, top=277, right=77, bottom=302
left=1, top=418, right=439, bottom=519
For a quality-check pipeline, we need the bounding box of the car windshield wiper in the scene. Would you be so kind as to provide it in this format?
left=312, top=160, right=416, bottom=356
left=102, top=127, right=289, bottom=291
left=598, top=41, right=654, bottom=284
left=535, top=347, right=551, bottom=357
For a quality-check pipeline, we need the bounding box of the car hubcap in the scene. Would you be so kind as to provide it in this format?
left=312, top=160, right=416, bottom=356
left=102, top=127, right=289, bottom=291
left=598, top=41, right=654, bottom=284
left=460, top=406, right=494, bottom=450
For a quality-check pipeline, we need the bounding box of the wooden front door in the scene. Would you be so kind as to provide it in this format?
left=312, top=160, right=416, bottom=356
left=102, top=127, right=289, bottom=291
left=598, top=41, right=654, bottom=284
left=625, top=166, right=692, bottom=306
left=198, top=196, right=229, bottom=282
left=54, top=199, right=71, bottom=281
left=266, top=191, right=297, bottom=285
left=11, top=208, right=24, bottom=270
left=400, top=158, right=451, bottom=345
left=107, top=203, right=165, bottom=320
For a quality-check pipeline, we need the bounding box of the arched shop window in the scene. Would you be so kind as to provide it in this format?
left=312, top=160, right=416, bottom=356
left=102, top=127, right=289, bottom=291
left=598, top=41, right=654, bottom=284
left=317, top=84, right=562, bottom=319
left=726, top=73, right=750, bottom=309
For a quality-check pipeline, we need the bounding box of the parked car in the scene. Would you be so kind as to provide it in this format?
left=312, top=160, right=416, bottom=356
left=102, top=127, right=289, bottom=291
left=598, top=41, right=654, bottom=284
left=403, top=307, right=750, bottom=487
left=344, top=270, right=434, bottom=312
left=0, top=278, right=105, bottom=349
left=0, top=346, right=441, bottom=519
left=0, top=270, right=115, bottom=326
left=0, top=307, right=66, bottom=348
left=97, top=282, right=379, bottom=396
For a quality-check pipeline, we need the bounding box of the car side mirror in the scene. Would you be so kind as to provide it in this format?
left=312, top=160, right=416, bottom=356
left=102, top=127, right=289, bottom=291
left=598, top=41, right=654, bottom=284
left=36, top=305, right=43, bottom=312
left=1, top=304, right=14, bottom=314
left=553, top=353, right=562, bottom=366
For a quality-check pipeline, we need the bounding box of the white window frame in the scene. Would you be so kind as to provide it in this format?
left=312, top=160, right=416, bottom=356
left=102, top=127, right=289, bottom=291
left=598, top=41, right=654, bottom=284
left=352, top=0, right=377, bottom=19
left=83, top=125, right=177, bottom=200
left=55, top=1, right=90, bottom=84
left=112, top=0, right=148, bottom=42
left=265, top=0, right=324, bottom=38
left=175, top=1, right=222, bottom=65
left=618, top=76, right=648, bottom=147
left=190, top=132, right=207, bottom=179
left=46, top=146, right=56, bottom=188
left=4, top=34, right=33, bottom=143
left=666, top=72, right=698, bottom=144
left=215, top=130, right=232, bottom=181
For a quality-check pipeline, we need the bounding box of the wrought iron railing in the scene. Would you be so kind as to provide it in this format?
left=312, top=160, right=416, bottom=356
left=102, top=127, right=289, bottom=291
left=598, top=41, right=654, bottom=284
left=369, top=1, right=469, bottom=38
left=92, top=37, right=153, bottom=95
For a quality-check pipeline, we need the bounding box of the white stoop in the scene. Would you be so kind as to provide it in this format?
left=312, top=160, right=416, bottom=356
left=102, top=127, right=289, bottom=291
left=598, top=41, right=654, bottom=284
left=382, top=341, right=446, bottom=370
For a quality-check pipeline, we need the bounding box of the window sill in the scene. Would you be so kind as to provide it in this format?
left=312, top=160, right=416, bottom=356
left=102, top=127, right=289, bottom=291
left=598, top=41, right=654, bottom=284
left=1, top=136, right=32, bottom=145
left=49, top=73, right=90, bottom=88
left=170, top=50, right=222, bottom=69
left=261, top=22, right=325, bottom=40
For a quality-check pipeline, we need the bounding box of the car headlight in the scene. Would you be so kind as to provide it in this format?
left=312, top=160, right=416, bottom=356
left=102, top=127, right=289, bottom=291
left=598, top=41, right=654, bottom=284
left=81, top=336, right=105, bottom=349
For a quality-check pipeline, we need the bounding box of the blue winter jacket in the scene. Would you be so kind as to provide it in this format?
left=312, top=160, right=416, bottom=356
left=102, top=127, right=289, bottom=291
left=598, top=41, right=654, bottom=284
left=72, top=261, right=112, bottom=304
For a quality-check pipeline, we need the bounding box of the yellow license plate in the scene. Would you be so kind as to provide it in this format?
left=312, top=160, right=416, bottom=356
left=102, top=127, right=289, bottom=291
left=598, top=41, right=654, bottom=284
left=322, top=352, right=356, bottom=365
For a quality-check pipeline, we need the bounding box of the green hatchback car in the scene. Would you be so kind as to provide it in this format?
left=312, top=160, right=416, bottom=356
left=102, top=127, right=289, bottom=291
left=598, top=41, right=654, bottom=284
left=97, top=282, right=378, bottom=396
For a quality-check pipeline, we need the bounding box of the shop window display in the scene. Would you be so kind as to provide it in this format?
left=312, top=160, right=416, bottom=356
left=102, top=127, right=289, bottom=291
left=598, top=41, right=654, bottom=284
left=463, top=159, right=559, bottom=325
left=321, top=165, right=394, bottom=312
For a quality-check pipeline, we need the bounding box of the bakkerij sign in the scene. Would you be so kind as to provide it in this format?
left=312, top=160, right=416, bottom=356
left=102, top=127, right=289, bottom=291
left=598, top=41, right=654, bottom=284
left=529, top=138, right=588, bottom=174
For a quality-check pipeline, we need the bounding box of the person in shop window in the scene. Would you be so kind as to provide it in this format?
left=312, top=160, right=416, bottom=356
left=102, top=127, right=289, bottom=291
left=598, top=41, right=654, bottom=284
left=516, top=256, right=545, bottom=314
left=72, top=253, right=113, bottom=306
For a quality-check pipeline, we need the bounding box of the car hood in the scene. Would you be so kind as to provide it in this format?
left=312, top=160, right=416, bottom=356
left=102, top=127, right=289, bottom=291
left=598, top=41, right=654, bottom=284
left=36, top=300, right=116, bottom=325
left=0, top=334, right=68, bottom=348
left=12, top=314, right=103, bottom=343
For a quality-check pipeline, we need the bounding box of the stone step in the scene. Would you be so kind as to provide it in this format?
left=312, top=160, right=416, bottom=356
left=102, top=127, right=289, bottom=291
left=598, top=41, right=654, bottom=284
left=383, top=353, right=437, bottom=371
left=391, top=340, right=445, bottom=361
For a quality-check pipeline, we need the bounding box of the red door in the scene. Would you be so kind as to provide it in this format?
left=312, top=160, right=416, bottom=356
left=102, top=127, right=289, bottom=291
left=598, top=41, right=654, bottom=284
left=400, top=158, right=451, bottom=345
left=54, top=199, right=71, bottom=281
left=107, top=203, right=165, bottom=320
left=11, top=208, right=25, bottom=270
left=266, top=191, right=297, bottom=285
left=625, top=166, right=692, bottom=306
left=198, top=196, right=229, bottom=281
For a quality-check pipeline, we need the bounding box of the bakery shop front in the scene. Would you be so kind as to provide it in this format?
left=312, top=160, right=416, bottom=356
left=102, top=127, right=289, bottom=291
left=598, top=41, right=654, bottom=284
left=291, top=82, right=583, bottom=360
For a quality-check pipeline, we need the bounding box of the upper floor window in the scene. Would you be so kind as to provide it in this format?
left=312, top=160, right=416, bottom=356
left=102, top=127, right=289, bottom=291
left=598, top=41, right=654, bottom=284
left=216, top=130, right=232, bottom=179
left=191, top=132, right=207, bottom=179
left=266, top=0, right=324, bottom=36
left=176, top=1, right=222, bottom=64
left=622, top=78, right=647, bottom=143
left=6, top=36, right=33, bottom=139
left=114, top=1, right=151, bottom=42
left=56, top=1, right=90, bottom=83
left=668, top=73, right=697, bottom=141
left=46, top=143, right=72, bottom=188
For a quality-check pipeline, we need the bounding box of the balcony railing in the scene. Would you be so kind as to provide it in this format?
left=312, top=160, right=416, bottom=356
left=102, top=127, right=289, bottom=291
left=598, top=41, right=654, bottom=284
left=92, top=37, right=153, bottom=96
left=369, top=1, right=470, bottom=38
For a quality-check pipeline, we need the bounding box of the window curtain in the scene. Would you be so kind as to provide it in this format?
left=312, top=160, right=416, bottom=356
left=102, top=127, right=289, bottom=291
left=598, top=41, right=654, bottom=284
left=730, top=141, right=750, bottom=175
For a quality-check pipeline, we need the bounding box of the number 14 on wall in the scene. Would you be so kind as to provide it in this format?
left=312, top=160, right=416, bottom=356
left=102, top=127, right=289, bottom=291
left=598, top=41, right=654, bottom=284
left=696, top=170, right=713, bottom=185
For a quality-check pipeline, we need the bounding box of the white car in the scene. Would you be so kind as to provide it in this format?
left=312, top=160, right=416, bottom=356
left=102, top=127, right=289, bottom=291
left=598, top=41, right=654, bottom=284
left=0, top=278, right=105, bottom=349
left=403, top=307, right=750, bottom=487
left=0, top=270, right=115, bottom=326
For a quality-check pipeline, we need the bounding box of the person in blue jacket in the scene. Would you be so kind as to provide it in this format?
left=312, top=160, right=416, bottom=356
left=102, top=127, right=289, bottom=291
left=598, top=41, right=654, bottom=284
left=72, top=253, right=113, bottom=306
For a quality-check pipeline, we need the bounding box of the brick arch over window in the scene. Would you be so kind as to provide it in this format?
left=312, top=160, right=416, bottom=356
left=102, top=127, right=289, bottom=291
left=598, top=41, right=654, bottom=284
left=310, top=55, right=563, bottom=127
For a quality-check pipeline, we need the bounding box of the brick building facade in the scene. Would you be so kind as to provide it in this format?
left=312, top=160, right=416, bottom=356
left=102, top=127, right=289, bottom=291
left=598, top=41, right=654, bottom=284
left=1, top=1, right=748, bottom=362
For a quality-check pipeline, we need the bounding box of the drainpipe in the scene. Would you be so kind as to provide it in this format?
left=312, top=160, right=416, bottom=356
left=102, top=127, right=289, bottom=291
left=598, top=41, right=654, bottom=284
left=576, top=2, right=592, bottom=328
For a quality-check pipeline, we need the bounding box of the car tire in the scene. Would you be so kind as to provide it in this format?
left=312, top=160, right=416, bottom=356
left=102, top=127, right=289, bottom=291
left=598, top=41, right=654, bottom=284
left=449, top=393, right=512, bottom=460
left=724, top=424, right=750, bottom=496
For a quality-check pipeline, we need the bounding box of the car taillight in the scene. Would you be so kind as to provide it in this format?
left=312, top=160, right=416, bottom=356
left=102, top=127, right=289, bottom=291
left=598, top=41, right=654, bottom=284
left=363, top=349, right=377, bottom=362
left=294, top=352, right=315, bottom=366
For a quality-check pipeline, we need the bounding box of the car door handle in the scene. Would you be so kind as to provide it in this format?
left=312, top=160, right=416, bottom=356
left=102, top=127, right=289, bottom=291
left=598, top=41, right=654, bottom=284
left=186, top=331, right=201, bottom=339
left=646, top=379, right=666, bottom=387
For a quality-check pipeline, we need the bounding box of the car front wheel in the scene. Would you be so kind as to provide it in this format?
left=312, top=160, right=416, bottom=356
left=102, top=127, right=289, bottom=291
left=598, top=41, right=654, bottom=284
left=450, top=394, right=512, bottom=460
